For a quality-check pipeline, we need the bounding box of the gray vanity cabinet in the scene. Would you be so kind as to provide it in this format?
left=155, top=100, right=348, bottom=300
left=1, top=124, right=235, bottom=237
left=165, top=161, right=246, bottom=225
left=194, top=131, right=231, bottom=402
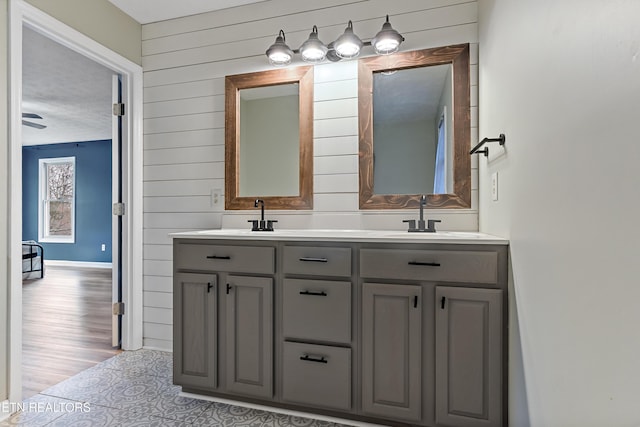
left=435, top=286, right=503, bottom=427
left=173, top=236, right=508, bottom=427
left=362, top=282, right=423, bottom=422
left=225, top=275, right=273, bottom=399
left=281, top=245, right=353, bottom=412
left=173, top=272, right=217, bottom=390
left=173, top=240, right=275, bottom=399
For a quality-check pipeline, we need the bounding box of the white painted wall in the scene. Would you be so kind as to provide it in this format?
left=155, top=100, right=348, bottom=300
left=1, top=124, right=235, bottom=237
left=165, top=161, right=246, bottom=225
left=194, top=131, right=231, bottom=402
left=478, top=1, right=640, bottom=426
left=141, top=0, right=480, bottom=349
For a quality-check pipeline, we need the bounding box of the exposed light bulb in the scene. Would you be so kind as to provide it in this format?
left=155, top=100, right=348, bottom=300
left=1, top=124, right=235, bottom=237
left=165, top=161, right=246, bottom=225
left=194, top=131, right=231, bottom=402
left=266, top=30, right=293, bottom=66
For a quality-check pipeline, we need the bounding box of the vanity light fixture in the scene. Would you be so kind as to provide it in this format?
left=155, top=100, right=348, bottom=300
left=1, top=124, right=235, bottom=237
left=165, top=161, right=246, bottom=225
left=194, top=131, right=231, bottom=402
left=371, top=15, right=405, bottom=55
left=265, top=30, right=294, bottom=66
left=299, top=25, right=328, bottom=63
left=265, top=15, right=404, bottom=66
left=333, top=20, right=364, bottom=59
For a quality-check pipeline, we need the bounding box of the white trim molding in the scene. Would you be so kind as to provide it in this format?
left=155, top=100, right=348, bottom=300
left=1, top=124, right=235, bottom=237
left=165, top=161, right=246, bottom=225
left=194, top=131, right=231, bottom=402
left=8, top=0, right=144, bottom=402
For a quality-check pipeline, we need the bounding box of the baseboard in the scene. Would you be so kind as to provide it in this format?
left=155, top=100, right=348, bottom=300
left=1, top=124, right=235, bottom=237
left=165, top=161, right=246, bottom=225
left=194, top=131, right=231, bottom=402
left=142, top=345, right=173, bottom=353
left=45, top=260, right=113, bottom=269
left=1, top=400, right=11, bottom=421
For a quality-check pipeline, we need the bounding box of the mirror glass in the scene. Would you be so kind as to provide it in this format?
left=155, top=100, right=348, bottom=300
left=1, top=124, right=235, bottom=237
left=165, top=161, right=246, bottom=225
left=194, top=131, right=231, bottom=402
left=359, top=44, right=471, bottom=209
left=225, top=66, right=314, bottom=210
left=239, top=84, right=299, bottom=197
left=372, top=64, right=452, bottom=195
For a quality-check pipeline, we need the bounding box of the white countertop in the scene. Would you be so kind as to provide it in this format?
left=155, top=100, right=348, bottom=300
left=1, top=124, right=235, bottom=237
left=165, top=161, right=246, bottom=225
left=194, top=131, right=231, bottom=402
left=170, top=229, right=508, bottom=245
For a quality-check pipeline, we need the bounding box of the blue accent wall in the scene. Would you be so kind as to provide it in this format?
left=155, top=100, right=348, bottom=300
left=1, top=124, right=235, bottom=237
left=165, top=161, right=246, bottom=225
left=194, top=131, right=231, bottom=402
left=22, top=140, right=112, bottom=262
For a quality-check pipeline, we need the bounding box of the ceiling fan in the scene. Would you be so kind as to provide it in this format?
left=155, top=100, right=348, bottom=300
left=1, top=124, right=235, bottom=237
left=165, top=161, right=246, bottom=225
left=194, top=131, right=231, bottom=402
left=22, top=112, right=47, bottom=129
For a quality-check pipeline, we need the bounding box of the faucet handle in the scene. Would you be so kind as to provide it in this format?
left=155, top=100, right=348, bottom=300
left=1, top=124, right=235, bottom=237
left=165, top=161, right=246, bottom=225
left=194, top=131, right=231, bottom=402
left=426, top=219, right=441, bottom=232
left=248, top=220, right=259, bottom=231
left=403, top=219, right=416, bottom=231
left=266, top=220, right=278, bottom=231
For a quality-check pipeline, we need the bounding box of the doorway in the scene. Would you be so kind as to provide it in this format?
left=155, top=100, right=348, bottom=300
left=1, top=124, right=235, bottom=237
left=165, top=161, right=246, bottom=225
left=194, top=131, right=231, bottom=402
left=8, top=1, right=144, bottom=403
left=20, top=22, right=120, bottom=399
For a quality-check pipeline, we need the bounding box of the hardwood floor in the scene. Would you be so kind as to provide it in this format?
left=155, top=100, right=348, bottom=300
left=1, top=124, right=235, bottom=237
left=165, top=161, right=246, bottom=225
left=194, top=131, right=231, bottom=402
left=22, top=265, right=121, bottom=399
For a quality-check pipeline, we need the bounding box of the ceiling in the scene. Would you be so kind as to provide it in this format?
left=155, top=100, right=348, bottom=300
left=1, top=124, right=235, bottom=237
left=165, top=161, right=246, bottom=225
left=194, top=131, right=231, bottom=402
left=107, top=0, right=269, bottom=24
left=22, top=26, right=114, bottom=146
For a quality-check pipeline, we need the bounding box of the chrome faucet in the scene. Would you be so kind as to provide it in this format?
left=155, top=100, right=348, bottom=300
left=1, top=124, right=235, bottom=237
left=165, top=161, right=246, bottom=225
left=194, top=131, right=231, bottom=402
left=248, top=199, right=277, bottom=231
left=402, top=195, right=441, bottom=232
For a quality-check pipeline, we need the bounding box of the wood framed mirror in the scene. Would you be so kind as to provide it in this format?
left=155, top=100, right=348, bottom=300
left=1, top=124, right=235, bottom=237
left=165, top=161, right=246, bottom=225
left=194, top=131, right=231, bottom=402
left=225, top=66, right=314, bottom=210
left=358, top=44, right=471, bottom=209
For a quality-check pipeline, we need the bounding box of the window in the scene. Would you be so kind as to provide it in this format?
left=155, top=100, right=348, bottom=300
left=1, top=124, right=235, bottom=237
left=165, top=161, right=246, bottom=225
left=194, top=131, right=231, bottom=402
left=38, top=157, right=75, bottom=243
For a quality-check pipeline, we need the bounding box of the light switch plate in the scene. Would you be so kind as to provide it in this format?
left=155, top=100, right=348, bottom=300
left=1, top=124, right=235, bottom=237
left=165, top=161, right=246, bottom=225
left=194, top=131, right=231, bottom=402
left=491, top=172, right=498, bottom=201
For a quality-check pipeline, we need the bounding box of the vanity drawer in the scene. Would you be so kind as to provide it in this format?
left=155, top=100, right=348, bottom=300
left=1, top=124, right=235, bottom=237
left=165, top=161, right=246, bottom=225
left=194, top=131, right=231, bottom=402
left=282, top=342, right=351, bottom=411
left=283, top=246, right=351, bottom=277
left=283, top=279, right=351, bottom=344
left=175, top=243, right=274, bottom=274
left=360, top=249, right=498, bottom=284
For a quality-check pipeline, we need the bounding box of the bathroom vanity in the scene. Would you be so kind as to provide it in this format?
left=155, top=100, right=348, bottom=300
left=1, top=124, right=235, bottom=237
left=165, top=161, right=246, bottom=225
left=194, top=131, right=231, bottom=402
left=171, top=229, right=508, bottom=427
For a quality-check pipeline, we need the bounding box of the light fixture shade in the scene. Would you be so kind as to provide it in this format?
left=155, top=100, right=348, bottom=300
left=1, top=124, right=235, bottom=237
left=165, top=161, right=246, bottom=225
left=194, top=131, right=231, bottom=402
left=372, top=15, right=404, bottom=55
left=334, top=20, right=363, bottom=59
left=300, top=25, right=328, bottom=63
left=266, top=30, right=293, bottom=66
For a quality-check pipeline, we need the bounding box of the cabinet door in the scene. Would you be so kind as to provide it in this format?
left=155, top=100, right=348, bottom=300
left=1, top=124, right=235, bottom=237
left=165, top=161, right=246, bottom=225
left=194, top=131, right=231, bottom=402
left=435, top=287, right=502, bottom=427
left=362, top=283, right=422, bottom=421
left=173, top=272, right=217, bottom=390
left=225, top=275, right=273, bottom=398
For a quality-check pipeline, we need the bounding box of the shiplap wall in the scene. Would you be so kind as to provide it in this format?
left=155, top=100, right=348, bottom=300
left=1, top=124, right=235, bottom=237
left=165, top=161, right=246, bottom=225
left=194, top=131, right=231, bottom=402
left=141, top=0, right=479, bottom=350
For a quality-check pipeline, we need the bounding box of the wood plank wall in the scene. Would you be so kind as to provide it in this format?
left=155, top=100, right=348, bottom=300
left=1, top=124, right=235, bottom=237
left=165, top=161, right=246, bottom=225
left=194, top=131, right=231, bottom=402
left=141, top=0, right=479, bottom=350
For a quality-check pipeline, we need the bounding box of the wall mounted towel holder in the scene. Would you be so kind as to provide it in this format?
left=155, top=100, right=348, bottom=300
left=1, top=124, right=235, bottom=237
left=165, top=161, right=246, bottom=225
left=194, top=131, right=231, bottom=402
left=470, top=134, right=506, bottom=157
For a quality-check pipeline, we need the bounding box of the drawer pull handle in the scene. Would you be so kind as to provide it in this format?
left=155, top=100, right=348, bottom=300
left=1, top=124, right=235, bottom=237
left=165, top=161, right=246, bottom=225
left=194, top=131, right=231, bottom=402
left=408, top=261, right=441, bottom=267
left=300, top=354, right=327, bottom=364
left=299, top=257, right=328, bottom=263
left=299, top=290, right=328, bottom=297
left=207, top=255, right=231, bottom=260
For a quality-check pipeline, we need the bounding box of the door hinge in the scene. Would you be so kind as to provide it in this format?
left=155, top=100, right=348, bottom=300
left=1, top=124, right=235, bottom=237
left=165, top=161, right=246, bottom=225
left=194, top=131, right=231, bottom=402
left=113, top=103, right=125, bottom=116
left=113, top=202, right=125, bottom=216
left=113, top=302, right=125, bottom=316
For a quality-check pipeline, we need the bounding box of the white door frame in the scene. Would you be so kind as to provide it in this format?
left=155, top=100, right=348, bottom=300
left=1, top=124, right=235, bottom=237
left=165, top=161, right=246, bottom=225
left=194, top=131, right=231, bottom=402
left=7, top=0, right=144, bottom=402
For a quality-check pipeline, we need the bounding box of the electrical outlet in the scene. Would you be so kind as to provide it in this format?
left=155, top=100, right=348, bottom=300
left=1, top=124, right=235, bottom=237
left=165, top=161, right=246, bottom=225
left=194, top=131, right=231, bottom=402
left=491, top=172, right=499, bottom=201
left=211, top=188, right=223, bottom=208
left=101, top=244, right=106, bottom=252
